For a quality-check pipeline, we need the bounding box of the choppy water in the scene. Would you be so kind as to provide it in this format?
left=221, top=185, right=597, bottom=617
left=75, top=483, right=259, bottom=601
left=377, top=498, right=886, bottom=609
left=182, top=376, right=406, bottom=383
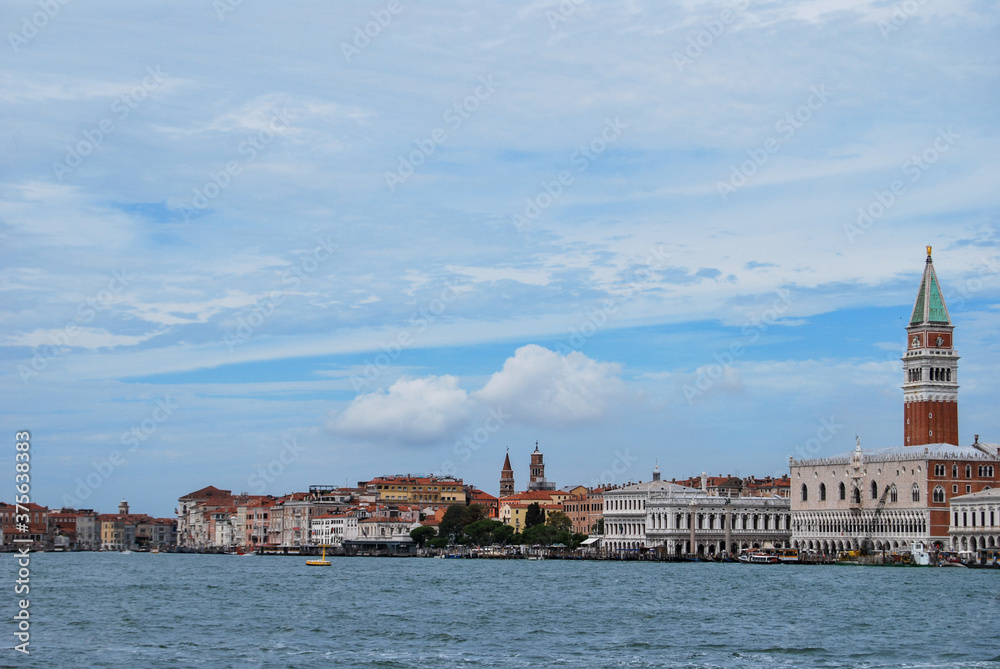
left=3, top=553, right=999, bottom=668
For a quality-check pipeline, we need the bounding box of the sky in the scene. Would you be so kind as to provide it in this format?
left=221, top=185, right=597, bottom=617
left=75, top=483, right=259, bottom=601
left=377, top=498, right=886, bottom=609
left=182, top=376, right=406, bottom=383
left=2, top=1, right=999, bottom=517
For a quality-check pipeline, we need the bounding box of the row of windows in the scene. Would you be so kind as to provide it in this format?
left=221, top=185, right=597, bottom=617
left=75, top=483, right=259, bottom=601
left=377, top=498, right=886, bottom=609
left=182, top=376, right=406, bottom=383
left=376, top=485, right=459, bottom=491
left=803, top=482, right=920, bottom=503
left=906, top=367, right=953, bottom=382
left=804, top=482, right=988, bottom=504
left=563, top=503, right=602, bottom=512
left=954, top=510, right=997, bottom=527
left=606, top=498, right=645, bottom=511
left=795, top=516, right=927, bottom=535
left=933, top=464, right=995, bottom=478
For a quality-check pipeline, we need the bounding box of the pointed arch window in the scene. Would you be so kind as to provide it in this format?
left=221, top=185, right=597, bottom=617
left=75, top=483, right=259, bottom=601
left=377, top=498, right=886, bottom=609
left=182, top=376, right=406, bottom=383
left=870, top=480, right=879, bottom=500
left=800, top=483, right=808, bottom=502
left=889, top=485, right=898, bottom=503
left=912, top=483, right=920, bottom=502
left=932, top=486, right=945, bottom=503
left=838, top=481, right=846, bottom=500
left=852, top=486, right=861, bottom=504
left=819, top=483, right=826, bottom=501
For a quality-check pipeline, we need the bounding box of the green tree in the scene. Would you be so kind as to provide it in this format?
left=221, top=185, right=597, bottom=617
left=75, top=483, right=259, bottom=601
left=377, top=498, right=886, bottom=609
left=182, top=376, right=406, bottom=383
left=524, top=502, right=545, bottom=528
left=492, top=524, right=515, bottom=546
left=428, top=537, right=449, bottom=549
left=568, top=532, right=588, bottom=549
left=465, top=519, right=502, bottom=545
left=463, top=504, right=489, bottom=525
left=522, top=523, right=560, bottom=546
left=409, top=525, right=437, bottom=548
left=439, top=504, right=468, bottom=542
left=545, top=510, right=572, bottom=533
left=594, top=517, right=604, bottom=535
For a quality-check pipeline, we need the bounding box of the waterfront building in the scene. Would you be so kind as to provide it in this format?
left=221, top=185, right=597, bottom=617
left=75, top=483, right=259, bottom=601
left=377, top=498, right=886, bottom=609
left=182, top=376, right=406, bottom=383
left=274, top=493, right=314, bottom=548
left=562, top=486, right=605, bottom=534
left=363, top=474, right=466, bottom=507
left=177, top=485, right=234, bottom=549
left=498, top=489, right=571, bottom=531
left=243, top=497, right=276, bottom=548
left=311, top=513, right=359, bottom=547
left=135, top=517, right=177, bottom=550
left=99, top=514, right=135, bottom=551
left=356, top=517, right=419, bottom=541
left=50, top=508, right=101, bottom=550
left=948, top=487, right=1000, bottom=553
left=0, top=502, right=50, bottom=550
left=603, top=467, right=791, bottom=555
left=790, top=250, right=1000, bottom=553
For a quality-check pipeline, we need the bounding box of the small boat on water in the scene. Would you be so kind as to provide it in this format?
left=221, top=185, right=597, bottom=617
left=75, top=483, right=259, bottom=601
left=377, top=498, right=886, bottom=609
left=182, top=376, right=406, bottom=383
left=738, top=551, right=780, bottom=564
left=306, top=545, right=331, bottom=566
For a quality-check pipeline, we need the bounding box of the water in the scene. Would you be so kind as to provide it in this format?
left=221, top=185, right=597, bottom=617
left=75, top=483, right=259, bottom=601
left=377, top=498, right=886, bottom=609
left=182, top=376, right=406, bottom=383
left=4, top=553, right=999, bottom=668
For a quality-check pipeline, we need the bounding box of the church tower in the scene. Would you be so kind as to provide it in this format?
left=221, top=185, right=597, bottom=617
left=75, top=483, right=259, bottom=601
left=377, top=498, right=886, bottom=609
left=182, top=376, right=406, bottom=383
left=529, top=442, right=544, bottom=484
left=500, top=450, right=514, bottom=498
left=903, top=247, right=959, bottom=446
left=527, top=441, right=556, bottom=491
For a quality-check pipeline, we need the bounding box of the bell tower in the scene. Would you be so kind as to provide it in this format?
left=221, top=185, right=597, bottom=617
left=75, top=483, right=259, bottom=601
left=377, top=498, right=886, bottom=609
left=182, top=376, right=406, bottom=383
left=500, top=449, right=514, bottom=497
left=902, top=246, right=959, bottom=446
left=527, top=441, right=556, bottom=491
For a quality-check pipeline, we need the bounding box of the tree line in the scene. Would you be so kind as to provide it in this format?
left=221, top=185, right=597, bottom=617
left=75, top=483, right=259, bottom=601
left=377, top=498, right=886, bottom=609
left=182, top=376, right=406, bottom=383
left=409, top=503, right=589, bottom=549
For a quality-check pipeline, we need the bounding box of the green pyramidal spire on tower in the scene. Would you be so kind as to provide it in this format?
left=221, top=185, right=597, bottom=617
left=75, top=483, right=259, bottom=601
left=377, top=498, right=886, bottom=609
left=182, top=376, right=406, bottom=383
left=910, top=246, right=951, bottom=326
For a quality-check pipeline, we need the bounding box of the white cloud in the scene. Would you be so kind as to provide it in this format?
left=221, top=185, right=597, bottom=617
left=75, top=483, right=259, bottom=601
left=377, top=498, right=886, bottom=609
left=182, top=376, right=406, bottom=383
left=475, top=344, right=627, bottom=427
left=333, top=375, right=472, bottom=443
left=3, top=327, right=160, bottom=350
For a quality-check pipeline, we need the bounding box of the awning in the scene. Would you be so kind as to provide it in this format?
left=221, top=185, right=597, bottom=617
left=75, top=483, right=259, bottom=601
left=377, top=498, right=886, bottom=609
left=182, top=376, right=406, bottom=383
left=580, top=537, right=601, bottom=546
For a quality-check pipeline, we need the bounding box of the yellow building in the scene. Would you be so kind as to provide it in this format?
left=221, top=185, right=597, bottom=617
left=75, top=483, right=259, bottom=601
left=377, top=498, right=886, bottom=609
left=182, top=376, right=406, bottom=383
left=498, top=490, right=572, bottom=531
left=365, top=475, right=466, bottom=506
left=100, top=516, right=126, bottom=550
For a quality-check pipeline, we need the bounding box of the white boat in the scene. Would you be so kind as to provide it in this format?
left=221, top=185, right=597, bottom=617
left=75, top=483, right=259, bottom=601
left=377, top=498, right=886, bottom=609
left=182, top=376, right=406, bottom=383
left=738, top=551, right=780, bottom=564
left=909, top=542, right=931, bottom=566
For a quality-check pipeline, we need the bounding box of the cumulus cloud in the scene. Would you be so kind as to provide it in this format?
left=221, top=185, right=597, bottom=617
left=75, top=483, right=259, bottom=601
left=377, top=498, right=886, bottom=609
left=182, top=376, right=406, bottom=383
left=333, top=375, right=472, bottom=443
left=474, top=344, right=627, bottom=427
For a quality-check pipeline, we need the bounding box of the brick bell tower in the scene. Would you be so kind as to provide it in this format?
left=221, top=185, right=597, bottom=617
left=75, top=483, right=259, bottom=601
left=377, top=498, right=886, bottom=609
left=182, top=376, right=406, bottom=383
left=903, top=246, right=959, bottom=446
left=500, top=449, right=514, bottom=498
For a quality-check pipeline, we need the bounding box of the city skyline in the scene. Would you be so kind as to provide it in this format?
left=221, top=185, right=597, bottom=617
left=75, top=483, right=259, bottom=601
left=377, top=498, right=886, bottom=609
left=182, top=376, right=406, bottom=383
left=2, top=2, right=999, bottom=517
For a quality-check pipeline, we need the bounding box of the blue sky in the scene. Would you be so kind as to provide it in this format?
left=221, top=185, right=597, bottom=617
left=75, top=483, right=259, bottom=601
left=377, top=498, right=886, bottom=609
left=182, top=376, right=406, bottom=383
left=2, top=1, right=999, bottom=516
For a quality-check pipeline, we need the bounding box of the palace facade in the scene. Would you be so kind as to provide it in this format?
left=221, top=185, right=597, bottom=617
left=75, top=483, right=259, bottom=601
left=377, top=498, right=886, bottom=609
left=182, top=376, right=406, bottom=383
left=603, top=467, right=791, bottom=555
left=790, top=249, right=1000, bottom=553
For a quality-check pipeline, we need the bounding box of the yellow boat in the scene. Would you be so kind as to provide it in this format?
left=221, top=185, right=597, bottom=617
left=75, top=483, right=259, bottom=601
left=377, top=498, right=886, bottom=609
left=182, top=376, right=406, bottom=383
left=306, top=545, right=331, bottom=566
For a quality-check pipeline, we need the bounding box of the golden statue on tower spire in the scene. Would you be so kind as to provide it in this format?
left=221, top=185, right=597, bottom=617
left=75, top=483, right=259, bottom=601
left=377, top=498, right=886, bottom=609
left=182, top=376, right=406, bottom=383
left=927, top=245, right=932, bottom=257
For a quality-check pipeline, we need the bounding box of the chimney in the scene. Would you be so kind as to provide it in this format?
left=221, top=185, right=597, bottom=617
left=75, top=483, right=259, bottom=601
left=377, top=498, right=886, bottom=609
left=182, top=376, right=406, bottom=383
left=700, top=472, right=707, bottom=491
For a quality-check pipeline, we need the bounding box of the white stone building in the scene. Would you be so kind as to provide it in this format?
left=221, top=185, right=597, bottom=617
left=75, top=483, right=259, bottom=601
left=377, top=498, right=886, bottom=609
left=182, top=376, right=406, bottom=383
left=949, top=487, right=1000, bottom=553
left=603, top=468, right=791, bottom=556
left=311, top=514, right=359, bottom=547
